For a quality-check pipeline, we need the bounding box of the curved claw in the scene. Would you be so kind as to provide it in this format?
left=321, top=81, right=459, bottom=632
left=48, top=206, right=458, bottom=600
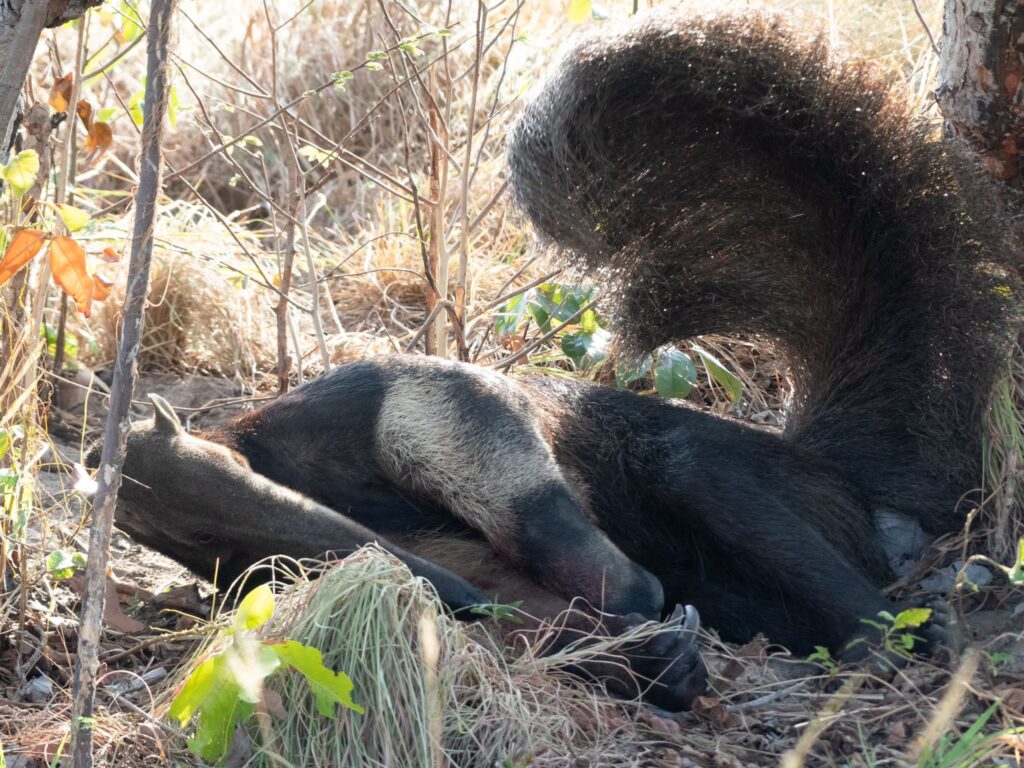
left=682, top=604, right=700, bottom=636
left=668, top=604, right=686, bottom=624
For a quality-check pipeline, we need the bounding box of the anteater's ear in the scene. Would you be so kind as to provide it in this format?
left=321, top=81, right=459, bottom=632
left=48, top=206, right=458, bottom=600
left=149, top=393, right=183, bottom=436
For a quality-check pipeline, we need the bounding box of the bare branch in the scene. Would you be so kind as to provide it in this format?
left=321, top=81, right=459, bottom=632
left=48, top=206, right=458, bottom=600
left=69, top=3, right=178, bottom=766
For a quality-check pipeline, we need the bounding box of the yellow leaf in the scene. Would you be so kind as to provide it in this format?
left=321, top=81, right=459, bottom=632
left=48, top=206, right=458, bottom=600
left=0, top=228, right=47, bottom=285
left=49, top=73, right=73, bottom=112
left=233, top=585, right=275, bottom=632
left=49, top=236, right=94, bottom=317
left=3, top=150, right=40, bottom=197
left=59, top=204, right=91, bottom=233
left=567, top=0, right=592, bottom=23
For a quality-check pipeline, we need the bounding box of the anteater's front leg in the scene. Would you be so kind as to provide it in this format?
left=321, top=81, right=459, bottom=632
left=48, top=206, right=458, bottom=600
left=405, top=534, right=706, bottom=711
left=375, top=364, right=663, bottom=618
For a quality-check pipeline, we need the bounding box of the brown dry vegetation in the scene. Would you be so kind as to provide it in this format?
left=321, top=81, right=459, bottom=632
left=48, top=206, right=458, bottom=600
left=2, top=0, right=1024, bottom=766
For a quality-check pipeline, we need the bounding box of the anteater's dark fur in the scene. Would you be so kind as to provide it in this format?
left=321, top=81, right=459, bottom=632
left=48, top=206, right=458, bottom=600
left=507, top=11, right=1018, bottom=531
left=103, top=11, right=1019, bottom=713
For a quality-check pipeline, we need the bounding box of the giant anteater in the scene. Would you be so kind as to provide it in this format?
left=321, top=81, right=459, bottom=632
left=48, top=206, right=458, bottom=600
left=91, top=10, right=1018, bottom=711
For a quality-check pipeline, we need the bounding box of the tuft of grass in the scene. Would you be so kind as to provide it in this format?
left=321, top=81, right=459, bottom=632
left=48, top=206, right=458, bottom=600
left=980, top=345, right=1024, bottom=563
left=162, top=548, right=691, bottom=767
left=83, top=213, right=276, bottom=377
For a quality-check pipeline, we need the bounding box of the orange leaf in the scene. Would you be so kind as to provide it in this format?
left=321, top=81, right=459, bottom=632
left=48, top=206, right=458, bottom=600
left=49, top=236, right=94, bottom=317
left=0, top=228, right=48, bottom=285
left=86, top=122, right=113, bottom=153
left=92, top=273, right=113, bottom=302
left=101, top=246, right=121, bottom=263
left=49, top=73, right=73, bottom=112
left=76, top=100, right=93, bottom=127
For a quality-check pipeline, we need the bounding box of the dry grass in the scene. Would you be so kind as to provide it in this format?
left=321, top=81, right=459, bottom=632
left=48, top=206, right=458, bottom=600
left=168, top=549, right=687, bottom=767
left=129, top=548, right=1021, bottom=767
left=82, top=208, right=277, bottom=377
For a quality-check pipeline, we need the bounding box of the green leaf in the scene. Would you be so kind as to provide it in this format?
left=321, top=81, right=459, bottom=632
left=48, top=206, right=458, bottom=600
left=580, top=307, right=598, bottom=334
left=59, top=204, right=91, bottom=233
left=46, top=550, right=86, bottom=581
left=493, top=292, right=528, bottom=338
left=366, top=50, right=389, bottom=61
left=3, top=150, right=40, bottom=197
left=128, top=90, right=145, bottom=127
left=692, top=344, right=742, bottom=403
left=535, top=284, right=583, bottom=323
left=892, top=607, right=932, bottom=630
left=654, top=347, right=697, bottom=399
left=365, top=62, right=384, bottom=72
left=806, top=645, right=832, bottom=663
left=95, top=107, right=119, bottom=123
left=190, top=670, right=251, bottom=763
left=560, top=328, right=608, bottom=368
left=169, top=656, right=221, bottom=727
left=233, top=584, right=275, bottom=631
left=469, top=600, right=523, bottom=623
left=271, top=640, right=363, bottom=716
left=0, top=468, right=18, bottom=492
left=120, top=0, right=144, bottom=43
left=526, top=302, right=551, bottom=334
left=224, top=637, right=280, bottom=704
left=0, top=429, right=9, bottom=461
left=567, top=0, right=592, bottom=22
left=614, top=354, right=653, bottom=388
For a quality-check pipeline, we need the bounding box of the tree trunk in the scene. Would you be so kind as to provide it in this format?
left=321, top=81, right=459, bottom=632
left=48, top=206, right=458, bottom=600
left=0, top=0, right=102, bottom=163
left=936, top=0, right=1024, bottom=563
left=936, top=0, right=1024, bottom=185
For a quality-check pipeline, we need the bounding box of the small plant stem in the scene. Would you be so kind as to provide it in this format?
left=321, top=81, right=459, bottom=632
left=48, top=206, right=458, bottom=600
left=265, top=1, right=330, bottom=373
left=69, top=2, right=177, bottom=765
left=276, top=207, right=297, bottom=395
left=427, top=65, right=449, bottom=357
left=454, top=0, right=486, bottom=361
left=53, top=14, right=89, bottom=379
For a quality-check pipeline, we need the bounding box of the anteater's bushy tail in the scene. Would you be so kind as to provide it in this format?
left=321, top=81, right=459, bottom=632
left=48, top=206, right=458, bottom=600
left=507, top=11, right=1019, bottom=530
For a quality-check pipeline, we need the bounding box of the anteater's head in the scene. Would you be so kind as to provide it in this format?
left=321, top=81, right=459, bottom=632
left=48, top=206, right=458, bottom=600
left=85, top=395, right=257, bottom=586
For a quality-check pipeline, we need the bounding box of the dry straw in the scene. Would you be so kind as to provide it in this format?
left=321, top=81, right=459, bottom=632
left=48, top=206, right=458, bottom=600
left=163, top=547, right=691, bottom=767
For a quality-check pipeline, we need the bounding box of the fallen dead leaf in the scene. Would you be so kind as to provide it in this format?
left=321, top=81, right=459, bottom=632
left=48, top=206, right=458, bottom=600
left=68, top=574, right=146, bottom=633
left=998, top=686, right=1024, bottom=715
left=691, top=695, right=739, bottom=729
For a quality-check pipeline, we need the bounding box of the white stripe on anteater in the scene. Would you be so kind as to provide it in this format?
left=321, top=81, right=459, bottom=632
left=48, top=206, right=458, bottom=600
left=375, top=361, right=567, bottom=555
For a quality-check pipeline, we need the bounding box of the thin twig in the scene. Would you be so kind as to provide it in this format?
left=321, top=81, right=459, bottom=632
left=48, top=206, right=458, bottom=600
left=910, top=0, right=939, bottom=55
left=492, top=301, right=595, bottom=371
left=69, top=2, right=177, bottom=765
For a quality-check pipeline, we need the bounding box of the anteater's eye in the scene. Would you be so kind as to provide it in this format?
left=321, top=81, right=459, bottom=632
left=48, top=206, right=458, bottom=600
left=196, top=533, right=217, bottom=546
